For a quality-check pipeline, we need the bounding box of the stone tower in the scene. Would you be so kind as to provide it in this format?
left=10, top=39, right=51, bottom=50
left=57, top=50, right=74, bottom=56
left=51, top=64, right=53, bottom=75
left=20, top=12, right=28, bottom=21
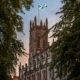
left=29, top=16, right=48, bottom=57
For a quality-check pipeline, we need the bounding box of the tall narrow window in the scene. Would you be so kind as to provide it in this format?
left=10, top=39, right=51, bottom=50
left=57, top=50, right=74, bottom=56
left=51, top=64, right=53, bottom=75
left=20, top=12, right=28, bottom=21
left=43, top=40, right=46, bottom=49
left=37, top=36, right=40, bottom=48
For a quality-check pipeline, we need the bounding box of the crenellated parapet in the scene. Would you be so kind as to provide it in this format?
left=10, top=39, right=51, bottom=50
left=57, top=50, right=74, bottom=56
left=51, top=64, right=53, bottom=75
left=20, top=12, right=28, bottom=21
left=30, top=16, right=48, bottom=31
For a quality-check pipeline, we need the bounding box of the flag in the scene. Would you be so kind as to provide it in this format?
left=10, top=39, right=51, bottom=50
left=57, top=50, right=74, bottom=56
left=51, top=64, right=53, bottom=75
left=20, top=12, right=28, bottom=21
left=38, top=3, right=47, bottom=10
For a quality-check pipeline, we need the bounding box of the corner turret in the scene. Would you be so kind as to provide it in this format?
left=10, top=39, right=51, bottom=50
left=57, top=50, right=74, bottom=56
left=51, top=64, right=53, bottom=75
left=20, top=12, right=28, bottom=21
left=34, top=16, right=37, bottom=26
left=46, top=18, right=48, bottom=28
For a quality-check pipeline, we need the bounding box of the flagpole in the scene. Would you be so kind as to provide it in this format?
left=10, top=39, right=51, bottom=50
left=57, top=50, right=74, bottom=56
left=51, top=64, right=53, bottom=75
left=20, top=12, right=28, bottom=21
left=38, top=5, right=40, bottom=24
left=38, top=4, right=47, bottom=24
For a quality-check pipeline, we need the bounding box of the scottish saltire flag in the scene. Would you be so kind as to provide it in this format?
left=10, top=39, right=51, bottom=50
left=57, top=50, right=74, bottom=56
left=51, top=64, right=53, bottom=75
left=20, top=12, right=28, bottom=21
left=38, top=3, right=47, bottom=9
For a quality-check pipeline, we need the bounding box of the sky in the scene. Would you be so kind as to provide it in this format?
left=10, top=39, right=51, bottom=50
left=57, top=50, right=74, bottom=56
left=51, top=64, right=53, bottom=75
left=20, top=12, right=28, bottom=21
left=16, top=0, right=62, bottom=76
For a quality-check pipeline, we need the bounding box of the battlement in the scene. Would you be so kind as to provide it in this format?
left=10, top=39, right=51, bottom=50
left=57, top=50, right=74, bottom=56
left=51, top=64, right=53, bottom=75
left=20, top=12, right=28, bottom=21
left=30, top=16, right=48, bottom=31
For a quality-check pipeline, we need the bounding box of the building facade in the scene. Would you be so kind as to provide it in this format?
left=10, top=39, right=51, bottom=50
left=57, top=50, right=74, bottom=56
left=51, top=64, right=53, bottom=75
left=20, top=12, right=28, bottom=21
left=19, top=16, right=55, bottom=80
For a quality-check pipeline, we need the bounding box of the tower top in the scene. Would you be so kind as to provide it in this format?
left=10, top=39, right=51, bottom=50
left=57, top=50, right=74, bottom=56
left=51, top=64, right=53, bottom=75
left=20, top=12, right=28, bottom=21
left=29, top=16, right=48, bottom=56
left=40, top=20, right=42, bottom=26
left=46, top=18, right=48, bottom=28
left=30, top=16, right=48, bottom=31
left=34, top=16, right=37, bottom=25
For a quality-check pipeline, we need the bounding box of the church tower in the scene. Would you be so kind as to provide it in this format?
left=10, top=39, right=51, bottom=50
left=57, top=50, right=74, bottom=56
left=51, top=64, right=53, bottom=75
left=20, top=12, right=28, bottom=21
left=19, top=16, right=53, bottom=80
left=29, top=16, right=48, bottom=57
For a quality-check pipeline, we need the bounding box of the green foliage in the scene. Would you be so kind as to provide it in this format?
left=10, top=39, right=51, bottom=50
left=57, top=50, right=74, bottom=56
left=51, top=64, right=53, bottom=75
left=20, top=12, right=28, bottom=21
left=0, top=0, right=33, bottom=80
left=51, top=0, right=80, bottom=80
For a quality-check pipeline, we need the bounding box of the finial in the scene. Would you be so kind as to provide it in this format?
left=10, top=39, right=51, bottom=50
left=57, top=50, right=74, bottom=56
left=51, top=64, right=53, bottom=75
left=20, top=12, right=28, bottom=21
left=34, top=16, right=37, bottom=25
left=25, top=63, right=27, bottom=70
left=46, top=18, right=48, bottom=28
left=40, top=20, right=42, bottom=26
left=19, top=62, right=21, bottom=68
left=25, top=63, right=27, bottom=67
left=22, top=65, right=24, bottom=69
left=32, top=22, right=34, bottom=26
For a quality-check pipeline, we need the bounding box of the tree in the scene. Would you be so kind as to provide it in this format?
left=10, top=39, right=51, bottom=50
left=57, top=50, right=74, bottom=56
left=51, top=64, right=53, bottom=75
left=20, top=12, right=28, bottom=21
left=51, top=0, right=80, bottom=80
left=0, top=0, right=33, bottom=80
